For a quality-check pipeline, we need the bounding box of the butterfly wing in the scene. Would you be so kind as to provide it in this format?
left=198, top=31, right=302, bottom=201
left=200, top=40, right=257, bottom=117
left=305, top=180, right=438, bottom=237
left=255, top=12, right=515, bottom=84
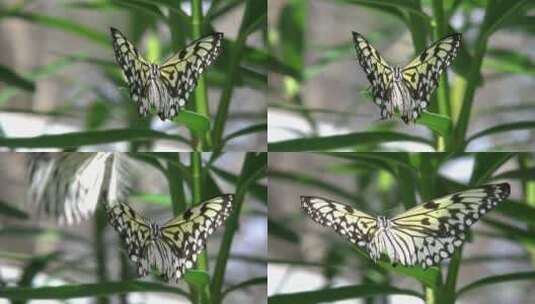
left=301, top=196, right=377, bottom=248
left=110, top=27, right=152, bottom=116
left=27, top=153, right=116, bottom=224
left=106, top=202, right=157, bottom=276
left=389, top=183, right=510, bottom=267
left=160, top=194, right=233, bottom=281
left=352, top=31, right=394, bottom=119
left=401, top=33, right=461, bottom=119
left=157, top=33, right=224, bottom=120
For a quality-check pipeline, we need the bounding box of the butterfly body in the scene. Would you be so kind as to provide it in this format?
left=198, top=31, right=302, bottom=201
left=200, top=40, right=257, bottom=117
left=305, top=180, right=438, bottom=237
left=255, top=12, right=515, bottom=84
left=301, top=183, right=510, bottom=268
left=110, top=27, right=223, bottom=120
left=352, top=32, right=461, bottom=123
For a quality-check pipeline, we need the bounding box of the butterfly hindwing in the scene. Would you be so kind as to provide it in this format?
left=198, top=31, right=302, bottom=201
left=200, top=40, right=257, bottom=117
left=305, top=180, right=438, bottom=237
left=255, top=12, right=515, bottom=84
left=301, top=196, right=377, bottom=248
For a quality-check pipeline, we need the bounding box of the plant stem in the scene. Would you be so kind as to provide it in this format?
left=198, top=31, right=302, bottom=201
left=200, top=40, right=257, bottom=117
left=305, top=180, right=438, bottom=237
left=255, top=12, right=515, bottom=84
left=212, top=0, right=255, bottom=149
left=95, top=206, right=109, bottom=304
left=431, top=0, right=452, bottom=151
left=452, top=1, right=496, bottom=150
left=190, top=0, right=212, bottom=150
left=212, top=153, right=265, bottom=303
left=190, top=152, right=211, bottom=304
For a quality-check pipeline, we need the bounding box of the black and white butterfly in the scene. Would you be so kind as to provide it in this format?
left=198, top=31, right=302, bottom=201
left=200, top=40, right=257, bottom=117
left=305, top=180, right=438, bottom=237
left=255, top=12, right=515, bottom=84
left=111, top=27, right=223, bottom=120
left=106, top=194, right=233, bottom=282
left=352, top=32, right=461, bottom=123
left=301, top=183, right=510, bottom=268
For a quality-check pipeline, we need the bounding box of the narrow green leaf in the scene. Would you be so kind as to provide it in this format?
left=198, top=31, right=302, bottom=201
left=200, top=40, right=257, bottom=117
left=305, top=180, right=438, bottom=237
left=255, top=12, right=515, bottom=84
left=0, top=281, right=188, bottom=299
left=184, top=270, right=210, bottom=289
left=416, top=112, right=453, bottom=137
left=5, top=12, right=108, bottom=47
left=0, top=65, right=35, bottom=92
left=456, top=271, right=535, bottom=298
left=0, top=129, right=188, bottom=148
left=467, top=121, right=535, bottom=144
left=222, top=276, right=266, bottom=298
left=174, top=110, right=211, bottom=134
left=0, top=201, right=28, bottom=219
left=223, top=123, right=267, bottom=146
left=268, top=284, right=422, bottom=304
left=469, top=153, right=514, bottom=185
left=268, top=131, right=432, bottom=152
left=268, top=218, right=299, bottom=243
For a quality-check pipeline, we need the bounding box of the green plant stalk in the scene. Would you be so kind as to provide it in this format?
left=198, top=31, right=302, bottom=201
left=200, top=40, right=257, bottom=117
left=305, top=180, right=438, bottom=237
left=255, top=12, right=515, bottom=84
left=190, top=0, right=212, bottom=150
left=452, top=2, right=497, bottom=150
left=431, top=0, right=452, bottom=151
left=211, top=153, right=264, bottom=303
left=518, top=154, right=535, bottom=267
left=166, top=153, right=186, bottom=214
left=425, top=287, right=437, bottom=304
left=95, top=206, right=109, bottom=304
left=441, top=249, right=462, bottom=304
left=190, top=152, right=211, bottom=304
left=212, top=0, right=255, bottom=149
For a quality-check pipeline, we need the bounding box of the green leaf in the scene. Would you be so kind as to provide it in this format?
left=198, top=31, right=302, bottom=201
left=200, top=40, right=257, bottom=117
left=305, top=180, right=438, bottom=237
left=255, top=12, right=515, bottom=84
left=18, top=252, right=61, bottom=287
left=467, top=121, right=535, bottom=144
left=278, top=0, right=307, bottom=74
left=0, top=280, right=188, bottom=299
left=0, top=201, right=28, bottom=219
left=268, top=131, right=432, bottom=151
left=416, top=111, right=453, bottom=137
left=174, top=110, right=211, bottom=134
left=222, top=276, right=267, bottom=298
left=0, top=57, right=75, bottom=105
left=469, top=153, right=514, bottom=185
left=268, top=170, right=359, bottom=202
left=0, top=65, right=35, bottom=92
left=381, top=263, right=441, bottom=288
left=456, top=271, right=535, bottom=298
left=496, top=201, right=535, bottom=224
left=0, top=129, right=188, bottom=148
left=223, top=123, right=267, bottom=146
left=338, top=0, right=429, bottom=21
left=5, top=11, right=108, bottom=47
left=184, top=270, right=210, bottom=290
left=268, top=218, right=300, bottom=243
left=484, top=48, right=535, bottom=75
left=268, top=284, right=422, bottom=304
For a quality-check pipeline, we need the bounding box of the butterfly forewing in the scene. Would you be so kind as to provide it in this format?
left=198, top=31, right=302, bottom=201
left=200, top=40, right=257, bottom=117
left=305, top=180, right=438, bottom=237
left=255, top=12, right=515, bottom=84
left=352, top=32, right=393, bottom=110
left=110, top=27, right=152, bottom=116
left=401, top=33, right=462, bottom=116
left=301, top=196, right=377, bottom=247
left=161, top=194, right=233, bottom=279
left=106, top=202, right=153, bottom=275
